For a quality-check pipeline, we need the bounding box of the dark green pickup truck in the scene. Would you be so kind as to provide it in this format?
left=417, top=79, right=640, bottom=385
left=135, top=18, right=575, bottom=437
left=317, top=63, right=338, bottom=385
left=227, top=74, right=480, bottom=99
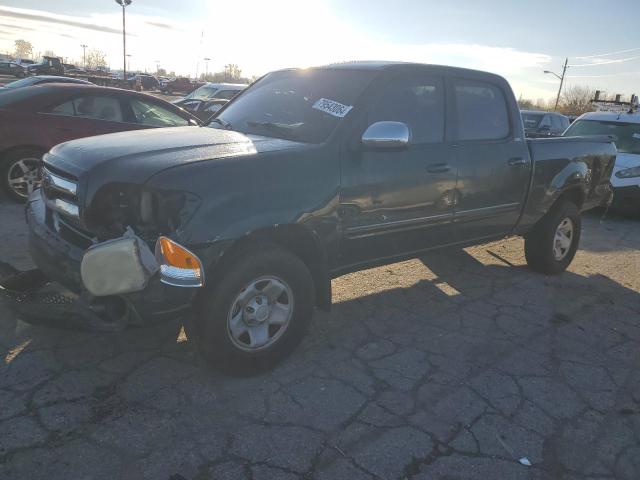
left=25, top=62, right=615, bottom=373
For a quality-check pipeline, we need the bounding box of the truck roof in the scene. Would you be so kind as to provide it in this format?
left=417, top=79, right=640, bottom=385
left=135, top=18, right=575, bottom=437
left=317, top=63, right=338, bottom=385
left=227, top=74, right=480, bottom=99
left=577, top=111, right=640, bottom=124
left=293, top=61, right=510, bottom=85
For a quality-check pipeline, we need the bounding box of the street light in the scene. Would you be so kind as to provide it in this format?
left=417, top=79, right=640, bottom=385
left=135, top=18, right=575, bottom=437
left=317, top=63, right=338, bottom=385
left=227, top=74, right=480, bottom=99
left=204, top=57, right=211, bottom=77
left=80, top=44, right=87, bottom=70
left=126, top=54, right=132, bottom=73
left=544, top=58, right=568, bottom=111
left=155, top=60, right=160, bottom=74
left=114, top=0, right=132, bottom=82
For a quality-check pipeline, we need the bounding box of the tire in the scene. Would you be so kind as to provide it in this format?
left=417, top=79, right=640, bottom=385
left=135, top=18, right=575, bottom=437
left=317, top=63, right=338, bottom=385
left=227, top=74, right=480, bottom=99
left=524, top=200, right=581, bottom=274
left=189, top=245, right=315, bottom=375
left=1, top=148, right=44, bottom=202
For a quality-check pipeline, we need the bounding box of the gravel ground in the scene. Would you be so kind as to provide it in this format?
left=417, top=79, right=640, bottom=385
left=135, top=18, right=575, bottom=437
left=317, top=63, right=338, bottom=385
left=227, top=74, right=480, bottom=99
left=0, top=199, right=639, bottom=480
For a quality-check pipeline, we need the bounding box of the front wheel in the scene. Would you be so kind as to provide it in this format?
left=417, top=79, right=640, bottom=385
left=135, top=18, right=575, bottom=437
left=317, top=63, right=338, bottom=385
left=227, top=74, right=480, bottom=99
left=524, top=201, right=581, bottom=274
left=188, top=246, right=315, bottom=375
left=1, top=149, right=44, bottom=202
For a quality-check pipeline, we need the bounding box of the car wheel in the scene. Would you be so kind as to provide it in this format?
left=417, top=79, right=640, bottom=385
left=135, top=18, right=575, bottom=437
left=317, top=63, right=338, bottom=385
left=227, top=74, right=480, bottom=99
left=1, top=148, right=44, bottom=202
left=524, top=200, right=581, bottom=274
left=189, top=245, right=314, bottom=375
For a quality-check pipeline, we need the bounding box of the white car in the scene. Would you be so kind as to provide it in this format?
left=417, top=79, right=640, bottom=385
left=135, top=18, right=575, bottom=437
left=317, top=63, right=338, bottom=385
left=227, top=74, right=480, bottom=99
left=172, top=82, right=248, bottom=120
left=564, top=110, right=640, bottom=213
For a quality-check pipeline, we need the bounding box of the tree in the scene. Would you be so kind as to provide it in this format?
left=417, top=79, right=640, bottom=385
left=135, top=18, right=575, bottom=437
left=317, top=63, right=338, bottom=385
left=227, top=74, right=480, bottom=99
left=43, top=50, right=57, bottom=58
left=156, top=67, right=167, bottom=76
left=14, top=39, right=33, bottom=59
left=85, top=48, right=107, bottom=70
left=223, top=64, right=242, bottom=80
left=558, top=86, right=596, bottom=116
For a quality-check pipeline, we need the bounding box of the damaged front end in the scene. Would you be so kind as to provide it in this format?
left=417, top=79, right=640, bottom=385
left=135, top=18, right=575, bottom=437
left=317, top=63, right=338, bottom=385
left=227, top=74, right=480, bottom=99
left=7, top=184, right=206, bottom=331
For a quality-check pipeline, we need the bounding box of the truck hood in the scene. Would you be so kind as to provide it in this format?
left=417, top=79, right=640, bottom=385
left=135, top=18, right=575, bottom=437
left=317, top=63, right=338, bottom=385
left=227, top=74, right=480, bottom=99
left=614, top=152, right=640, bottom=169
left=46, top=126, right=305, bottom=180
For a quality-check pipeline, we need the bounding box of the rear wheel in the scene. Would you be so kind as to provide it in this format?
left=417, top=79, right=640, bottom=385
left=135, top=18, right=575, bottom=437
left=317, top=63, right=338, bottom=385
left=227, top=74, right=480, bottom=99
left=525, top=200, right=581, bottom=274
left=1, top=148, right=44, bottom=202
left=188, top=246, right=314, bottom=375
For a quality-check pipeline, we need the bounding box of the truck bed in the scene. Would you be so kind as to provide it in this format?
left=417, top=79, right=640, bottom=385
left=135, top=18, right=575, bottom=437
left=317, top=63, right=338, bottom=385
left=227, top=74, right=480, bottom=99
left=517, top=135, right=616, bottom=231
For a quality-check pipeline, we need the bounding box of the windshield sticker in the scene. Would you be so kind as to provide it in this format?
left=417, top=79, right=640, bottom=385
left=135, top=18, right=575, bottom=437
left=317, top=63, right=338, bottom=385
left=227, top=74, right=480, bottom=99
left=633, top=133, right=640, bottom=139
left=312, top=98, right=353, bottom=118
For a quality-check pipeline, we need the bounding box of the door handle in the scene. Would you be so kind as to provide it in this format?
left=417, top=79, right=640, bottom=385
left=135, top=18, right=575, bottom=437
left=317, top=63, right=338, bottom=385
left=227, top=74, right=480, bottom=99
left=426, top=163, right=451, bottom=173
left=508, top=157, right=527, bottom=166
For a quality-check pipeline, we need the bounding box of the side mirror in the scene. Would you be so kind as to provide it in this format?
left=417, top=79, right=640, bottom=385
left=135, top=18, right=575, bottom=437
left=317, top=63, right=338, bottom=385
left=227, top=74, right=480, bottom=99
left=361, top=121, right=410, bottom=149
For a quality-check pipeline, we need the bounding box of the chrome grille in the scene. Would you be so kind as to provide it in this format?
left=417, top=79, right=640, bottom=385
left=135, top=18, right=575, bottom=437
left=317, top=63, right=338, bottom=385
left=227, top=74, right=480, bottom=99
left=42, top=167, right=79, bottom=219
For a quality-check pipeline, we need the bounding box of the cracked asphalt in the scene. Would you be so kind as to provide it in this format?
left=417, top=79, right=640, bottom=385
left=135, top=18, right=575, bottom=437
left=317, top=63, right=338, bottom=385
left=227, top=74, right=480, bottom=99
left=1, top=198, right=639, bottom=480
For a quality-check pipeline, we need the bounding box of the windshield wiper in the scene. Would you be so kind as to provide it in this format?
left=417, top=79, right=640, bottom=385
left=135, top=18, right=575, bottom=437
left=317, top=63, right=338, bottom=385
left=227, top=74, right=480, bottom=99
left=245, top=120, right=303, bottom=138
left=208, top=118, right=231, bottom=129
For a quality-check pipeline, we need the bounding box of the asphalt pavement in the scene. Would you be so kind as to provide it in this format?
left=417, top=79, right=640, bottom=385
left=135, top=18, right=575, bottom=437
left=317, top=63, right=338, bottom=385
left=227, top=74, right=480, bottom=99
left=1, top=198, right=639, bottom=479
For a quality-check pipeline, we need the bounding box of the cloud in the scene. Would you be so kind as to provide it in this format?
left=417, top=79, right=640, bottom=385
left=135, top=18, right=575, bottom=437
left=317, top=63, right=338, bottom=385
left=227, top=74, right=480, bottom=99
left=0, top=6, right=122, bottom=35
left=0, top=22, right=35, bottom=31
left=146, top=21, right=174, bottom=30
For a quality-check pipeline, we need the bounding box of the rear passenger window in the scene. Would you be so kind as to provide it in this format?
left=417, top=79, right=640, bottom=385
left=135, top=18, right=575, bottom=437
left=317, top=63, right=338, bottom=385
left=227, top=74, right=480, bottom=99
left=453, top=80, right=510, bottom=141
left=369, top=76, right=445, bottom=144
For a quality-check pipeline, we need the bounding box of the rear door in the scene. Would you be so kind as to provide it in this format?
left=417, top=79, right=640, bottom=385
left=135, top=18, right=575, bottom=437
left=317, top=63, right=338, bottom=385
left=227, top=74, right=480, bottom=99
left=339, top=73, right=457, bottom=267
left=449, top=77, right=531, bottom=241
left=40, top=93, right=136, bottom=146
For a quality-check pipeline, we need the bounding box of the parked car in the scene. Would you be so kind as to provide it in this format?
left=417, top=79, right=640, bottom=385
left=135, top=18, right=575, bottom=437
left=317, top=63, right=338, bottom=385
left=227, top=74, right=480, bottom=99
left=160, top=77, right=202, bottom=95
left=134, top=74, right=160, bottom=91
left=26, top=56, right=65, bottom=76
left=172, top=82, right=247, bottom=120
left=1, top=76, right=93, bottom=89
left=0, top=84, right=200, bottom=200
left=564, top=110, right=640, bottom=214
left=521, top=110, right=570, bottom=137
left=0, top=61, right=26, bottom=78
left=22, top=62, right=616, bottom=374
left=13, top=59, right=36, bottom=67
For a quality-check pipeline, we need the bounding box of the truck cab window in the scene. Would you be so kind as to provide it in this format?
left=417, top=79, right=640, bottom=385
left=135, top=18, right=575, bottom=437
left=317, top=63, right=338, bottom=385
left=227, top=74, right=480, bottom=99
left=368, top=76, right=444, bottom=144
left=453, top=80, right=509, bottom=140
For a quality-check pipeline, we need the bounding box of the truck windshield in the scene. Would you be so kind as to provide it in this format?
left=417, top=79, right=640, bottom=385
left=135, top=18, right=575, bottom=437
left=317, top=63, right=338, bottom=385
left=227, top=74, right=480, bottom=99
left=521, top=112, right=544, bottom=129
left=184, top=85, right=219, bottom=101
left=564, top=119, right=640, bottom=154
left=208, top=69, right=376, bottom=143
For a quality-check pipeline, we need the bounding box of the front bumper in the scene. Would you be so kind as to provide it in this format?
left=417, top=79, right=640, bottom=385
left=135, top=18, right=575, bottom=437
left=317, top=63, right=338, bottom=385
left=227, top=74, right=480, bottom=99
left=26, top=193, right=196, bottom=324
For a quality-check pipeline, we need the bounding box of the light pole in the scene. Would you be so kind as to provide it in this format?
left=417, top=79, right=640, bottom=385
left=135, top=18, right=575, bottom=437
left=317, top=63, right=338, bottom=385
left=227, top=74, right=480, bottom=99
left=126, top=54, right=132, bottom=73
left=155, top=60, right=160, bottom=74
left=114, top=0, right=132, bottom=81
left=544, top=57, right=568, bottom=111
left=80, top=44, right=87, bottom=69
left=204, top=57, right=211, bottom=78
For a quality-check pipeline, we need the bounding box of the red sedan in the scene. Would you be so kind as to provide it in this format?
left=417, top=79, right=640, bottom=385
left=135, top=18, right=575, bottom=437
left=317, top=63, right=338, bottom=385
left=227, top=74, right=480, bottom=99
left=0, top=84, right=199, bottom=200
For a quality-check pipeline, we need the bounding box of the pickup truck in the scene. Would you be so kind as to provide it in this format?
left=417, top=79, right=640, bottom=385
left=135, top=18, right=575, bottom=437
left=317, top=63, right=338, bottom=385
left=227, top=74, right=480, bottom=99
left=24, top=62, right=615, bottom=374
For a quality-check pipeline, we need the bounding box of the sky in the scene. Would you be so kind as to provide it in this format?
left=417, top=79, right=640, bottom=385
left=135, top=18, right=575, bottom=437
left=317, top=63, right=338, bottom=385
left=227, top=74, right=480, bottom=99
left=0, top=0, right=638, bottom=100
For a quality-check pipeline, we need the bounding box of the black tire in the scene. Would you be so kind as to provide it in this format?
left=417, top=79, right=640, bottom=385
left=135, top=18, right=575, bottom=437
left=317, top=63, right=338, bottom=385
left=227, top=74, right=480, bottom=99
left=525, top=200, right=581, bottom=274
left=1, top=148, right=44, bottom=202
left=189, top=246, right=315, bottom=375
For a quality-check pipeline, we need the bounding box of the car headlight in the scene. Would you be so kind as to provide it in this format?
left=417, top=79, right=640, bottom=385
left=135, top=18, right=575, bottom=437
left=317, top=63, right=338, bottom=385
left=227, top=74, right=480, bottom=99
left=615, top=166, right=640, bottom=179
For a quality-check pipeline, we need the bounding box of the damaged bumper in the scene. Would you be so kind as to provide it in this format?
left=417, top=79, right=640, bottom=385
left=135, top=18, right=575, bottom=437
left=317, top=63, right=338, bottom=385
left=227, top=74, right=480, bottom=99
left=20, top=193, right=198, bottom=328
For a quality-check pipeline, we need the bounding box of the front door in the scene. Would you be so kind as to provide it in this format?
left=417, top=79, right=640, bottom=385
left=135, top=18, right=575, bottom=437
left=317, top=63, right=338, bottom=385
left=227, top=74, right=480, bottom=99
left=449, top=77, right=531, bottom=241
left=339, top=74, right=457, bottom=269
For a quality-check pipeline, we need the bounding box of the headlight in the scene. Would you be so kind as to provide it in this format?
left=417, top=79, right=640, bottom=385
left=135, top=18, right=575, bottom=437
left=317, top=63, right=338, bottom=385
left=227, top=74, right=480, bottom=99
left=615, top=166, right=640, bottom=179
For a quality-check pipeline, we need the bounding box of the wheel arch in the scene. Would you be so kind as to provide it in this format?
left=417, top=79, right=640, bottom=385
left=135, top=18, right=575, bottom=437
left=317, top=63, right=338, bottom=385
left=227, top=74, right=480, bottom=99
left=203, top=224, right=332, bottom=312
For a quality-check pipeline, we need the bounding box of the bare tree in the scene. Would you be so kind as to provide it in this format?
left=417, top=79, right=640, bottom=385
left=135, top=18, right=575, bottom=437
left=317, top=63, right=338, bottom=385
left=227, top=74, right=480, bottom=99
left=223, top=64, right=242, bottom=81
left=43, top=50, right=57, bottom=58
left=559, top=85, right=595, bottom=116
left=14, top=39, right=33, bottom=59
left=85, top=48, right=108, bottom=70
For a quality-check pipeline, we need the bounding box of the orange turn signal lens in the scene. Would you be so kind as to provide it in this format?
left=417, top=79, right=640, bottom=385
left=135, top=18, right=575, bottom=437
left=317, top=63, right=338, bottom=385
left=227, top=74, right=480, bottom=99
left=158, top=237, right=200, bottom=269
left=155, top=237, right=204, bottom=287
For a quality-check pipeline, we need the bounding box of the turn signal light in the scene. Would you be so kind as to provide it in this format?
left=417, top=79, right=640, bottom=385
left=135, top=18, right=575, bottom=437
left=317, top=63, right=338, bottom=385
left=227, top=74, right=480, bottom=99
left=155, top=237, right=204, bottom=287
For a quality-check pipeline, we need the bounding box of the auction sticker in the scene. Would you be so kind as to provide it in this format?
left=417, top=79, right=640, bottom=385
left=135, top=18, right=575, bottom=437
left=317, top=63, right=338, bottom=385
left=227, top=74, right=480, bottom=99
left=312, top=98, right=353, bottom=118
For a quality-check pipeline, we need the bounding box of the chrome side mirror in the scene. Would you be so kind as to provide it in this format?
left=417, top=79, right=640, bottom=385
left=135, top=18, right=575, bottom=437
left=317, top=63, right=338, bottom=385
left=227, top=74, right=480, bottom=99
left=361, top=121, right=410, bottom=149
